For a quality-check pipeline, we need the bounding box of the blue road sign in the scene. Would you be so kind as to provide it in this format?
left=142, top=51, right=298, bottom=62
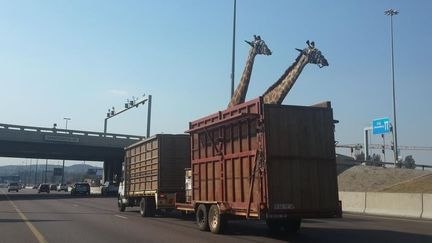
left=372, top=118, right=391, bottom=135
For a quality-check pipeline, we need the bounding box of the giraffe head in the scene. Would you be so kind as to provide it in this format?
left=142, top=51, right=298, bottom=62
left=296, top=40, right=328, bottom=68
left=245, top=35, right=272, bottom=56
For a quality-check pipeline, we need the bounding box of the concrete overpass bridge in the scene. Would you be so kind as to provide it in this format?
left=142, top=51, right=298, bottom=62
left=0, top=123, right=144, bottom=181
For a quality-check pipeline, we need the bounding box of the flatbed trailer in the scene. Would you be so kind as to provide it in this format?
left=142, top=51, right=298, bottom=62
left=118, top=134, right=190, bottom=216
left=176, top=97, right=342, bottom=233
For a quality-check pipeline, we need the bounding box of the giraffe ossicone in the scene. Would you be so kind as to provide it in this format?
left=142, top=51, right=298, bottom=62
left=262, top=40, right=328, bottom=105
left=227, top=35, right=272, bottom=108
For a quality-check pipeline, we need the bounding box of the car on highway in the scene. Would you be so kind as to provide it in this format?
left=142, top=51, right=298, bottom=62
left=57, top=183, right=68, bottom=192
left=71, top=182, right=90, bottom=196
left=38, top=184, right=50, bottom=193
left=100, top=181, right=118, bottom=196
left=50, top=184, right=58, bottom=191
left=7, top=182, right=20, bottom=192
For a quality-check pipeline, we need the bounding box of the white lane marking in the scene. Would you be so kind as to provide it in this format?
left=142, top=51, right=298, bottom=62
left=115, top=214, right=128, bottom=219
left=345, top=213, right=432, bottom=224
left=72, top=204, right=79, bottom=207
left=2, top=191, right=48, bottom=243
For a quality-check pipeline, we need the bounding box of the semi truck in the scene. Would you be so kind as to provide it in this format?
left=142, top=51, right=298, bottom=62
left=118, top=97, right=341, bottom=234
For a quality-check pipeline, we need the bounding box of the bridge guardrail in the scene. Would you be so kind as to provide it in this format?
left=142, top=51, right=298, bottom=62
left=0, top=123, right=144, bottom=141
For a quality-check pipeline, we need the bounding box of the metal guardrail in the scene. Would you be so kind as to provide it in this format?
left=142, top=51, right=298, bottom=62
left=0, top=123, right=144, bottom=141
left=342, top=159, right=432, bottom=170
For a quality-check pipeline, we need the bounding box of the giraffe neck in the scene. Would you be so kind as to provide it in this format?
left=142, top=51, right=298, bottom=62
left=228, top=48, right=257, bottom=108
left=263, top=53, right=309, bottom=104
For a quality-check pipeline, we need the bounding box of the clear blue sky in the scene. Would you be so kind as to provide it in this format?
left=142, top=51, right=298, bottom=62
left=1, top=0, right=431, bottom=166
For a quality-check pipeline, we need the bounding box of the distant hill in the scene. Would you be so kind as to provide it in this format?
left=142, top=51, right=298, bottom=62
left=65, top=164, right=102, bottom=174
left=0, top=163, right=102, bottom=176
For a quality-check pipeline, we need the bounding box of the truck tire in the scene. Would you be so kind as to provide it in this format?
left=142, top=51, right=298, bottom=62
left=282, top=218, right=301, bottom=233
left=118, top=195, right=126, bottom=212
left=196, top=204, right=209, bottom=231
left=139, top=198, right=146, bottom=217
left=146, top=197, right=156, bottom=217
left=140, top=197, right=156, bottom=217
left=208, top=204, right=225, bottom=234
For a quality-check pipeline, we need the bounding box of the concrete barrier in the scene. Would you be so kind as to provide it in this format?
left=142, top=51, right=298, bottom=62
left=421, top=193, right=432, bottom=219
left=365, top=192, right=422, bottom=218
left=339, top=191, right=366, bottom=213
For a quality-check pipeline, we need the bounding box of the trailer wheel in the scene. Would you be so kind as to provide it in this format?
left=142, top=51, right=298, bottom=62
left=196, top=204, right=209, bottom=231
left=118, top=195, right=126, bottom=212
left=140, top=197, right=156, bottom=217
left=282, top=218, right=301, bottom=233
left=208, top=205, right=225, bottom=234
left=139, top=198, right=147, bottom=217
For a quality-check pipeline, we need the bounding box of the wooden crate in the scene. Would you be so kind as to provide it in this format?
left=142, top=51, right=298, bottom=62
left=124, top=134, right=190, bottom=196
left=187, top=97, right=339, bottom=218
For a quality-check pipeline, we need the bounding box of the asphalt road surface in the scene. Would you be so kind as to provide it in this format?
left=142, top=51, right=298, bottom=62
left=1, top=188, right=431, bottom=243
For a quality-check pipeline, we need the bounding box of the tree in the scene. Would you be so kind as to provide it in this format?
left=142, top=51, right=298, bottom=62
left=371, top=154, right=382, bottom=162
left=355, top=151, right=365, bottom=161
left=402, top=155, right=416, bottom=169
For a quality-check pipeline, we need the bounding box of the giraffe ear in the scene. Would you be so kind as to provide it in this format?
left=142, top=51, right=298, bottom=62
left=245, top=40, right=253, bottom=47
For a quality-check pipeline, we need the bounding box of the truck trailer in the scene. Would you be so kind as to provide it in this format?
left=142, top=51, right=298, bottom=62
left=118, top=97, right=341, bottom=234
left=118, top=134, right=190, bottom=216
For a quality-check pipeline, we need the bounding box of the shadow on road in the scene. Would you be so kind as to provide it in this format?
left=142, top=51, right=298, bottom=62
left=0, top=190, right=114, bottom=202
left=127, top=211, right=432, bottom=243
left=208, top=220, right=432, bottom=243
left=0, top=218, right=70, bottom=223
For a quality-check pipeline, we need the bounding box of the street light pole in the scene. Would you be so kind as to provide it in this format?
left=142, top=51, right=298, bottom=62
left=34, top=159, right=38, bottom=186
left=64, top=117, right=71, bottom=130
left=104, top=95, right=151, bottom=137
left=61, top=118, right=71, bottom=184
left=385, top=9, right=399, bottom=167
left=44, top=159, right=48, bottom=183
left=146, top=95, right=152, bottom=137
left=230, top=0, right=237, bottom=99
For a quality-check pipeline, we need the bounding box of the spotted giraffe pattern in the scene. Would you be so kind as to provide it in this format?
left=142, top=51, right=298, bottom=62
left=262, top=40, right=328, bottom=104
left=228, top=35, right=272, bottom=108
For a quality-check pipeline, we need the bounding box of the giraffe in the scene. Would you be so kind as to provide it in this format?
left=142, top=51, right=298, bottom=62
left=228, top=35, right=272, bottom=108
left=262, top=40, right=328, bottom=104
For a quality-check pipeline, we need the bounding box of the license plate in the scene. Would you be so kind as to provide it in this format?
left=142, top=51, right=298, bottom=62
left=274, top=203, right=295, bottom=210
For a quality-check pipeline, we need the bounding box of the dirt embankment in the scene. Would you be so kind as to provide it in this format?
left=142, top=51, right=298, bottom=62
left=338, top=165, right=432, bottom=192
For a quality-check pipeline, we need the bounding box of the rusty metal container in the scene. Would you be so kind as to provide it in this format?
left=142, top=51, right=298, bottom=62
left=124, top=134, right=190, bottom=198
left=186, top=97, right=340, bottom=219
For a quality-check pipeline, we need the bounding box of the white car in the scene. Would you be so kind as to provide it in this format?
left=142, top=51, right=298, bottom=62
left=100, top=181, right=118, bottom=196
left=8, top=182, right=20, bottom=192
left=57, top=184, right=68, bottom=192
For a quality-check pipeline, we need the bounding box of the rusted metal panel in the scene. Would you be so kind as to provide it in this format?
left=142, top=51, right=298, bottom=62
left=124, top=134, right=190, bottom=197
left=189, top=98, right=263, bottom=216
left=187, top=97, right=339, bottom=219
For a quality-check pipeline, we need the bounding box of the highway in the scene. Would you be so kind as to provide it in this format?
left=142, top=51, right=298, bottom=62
left=1, top=188, right=431, bottom=243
